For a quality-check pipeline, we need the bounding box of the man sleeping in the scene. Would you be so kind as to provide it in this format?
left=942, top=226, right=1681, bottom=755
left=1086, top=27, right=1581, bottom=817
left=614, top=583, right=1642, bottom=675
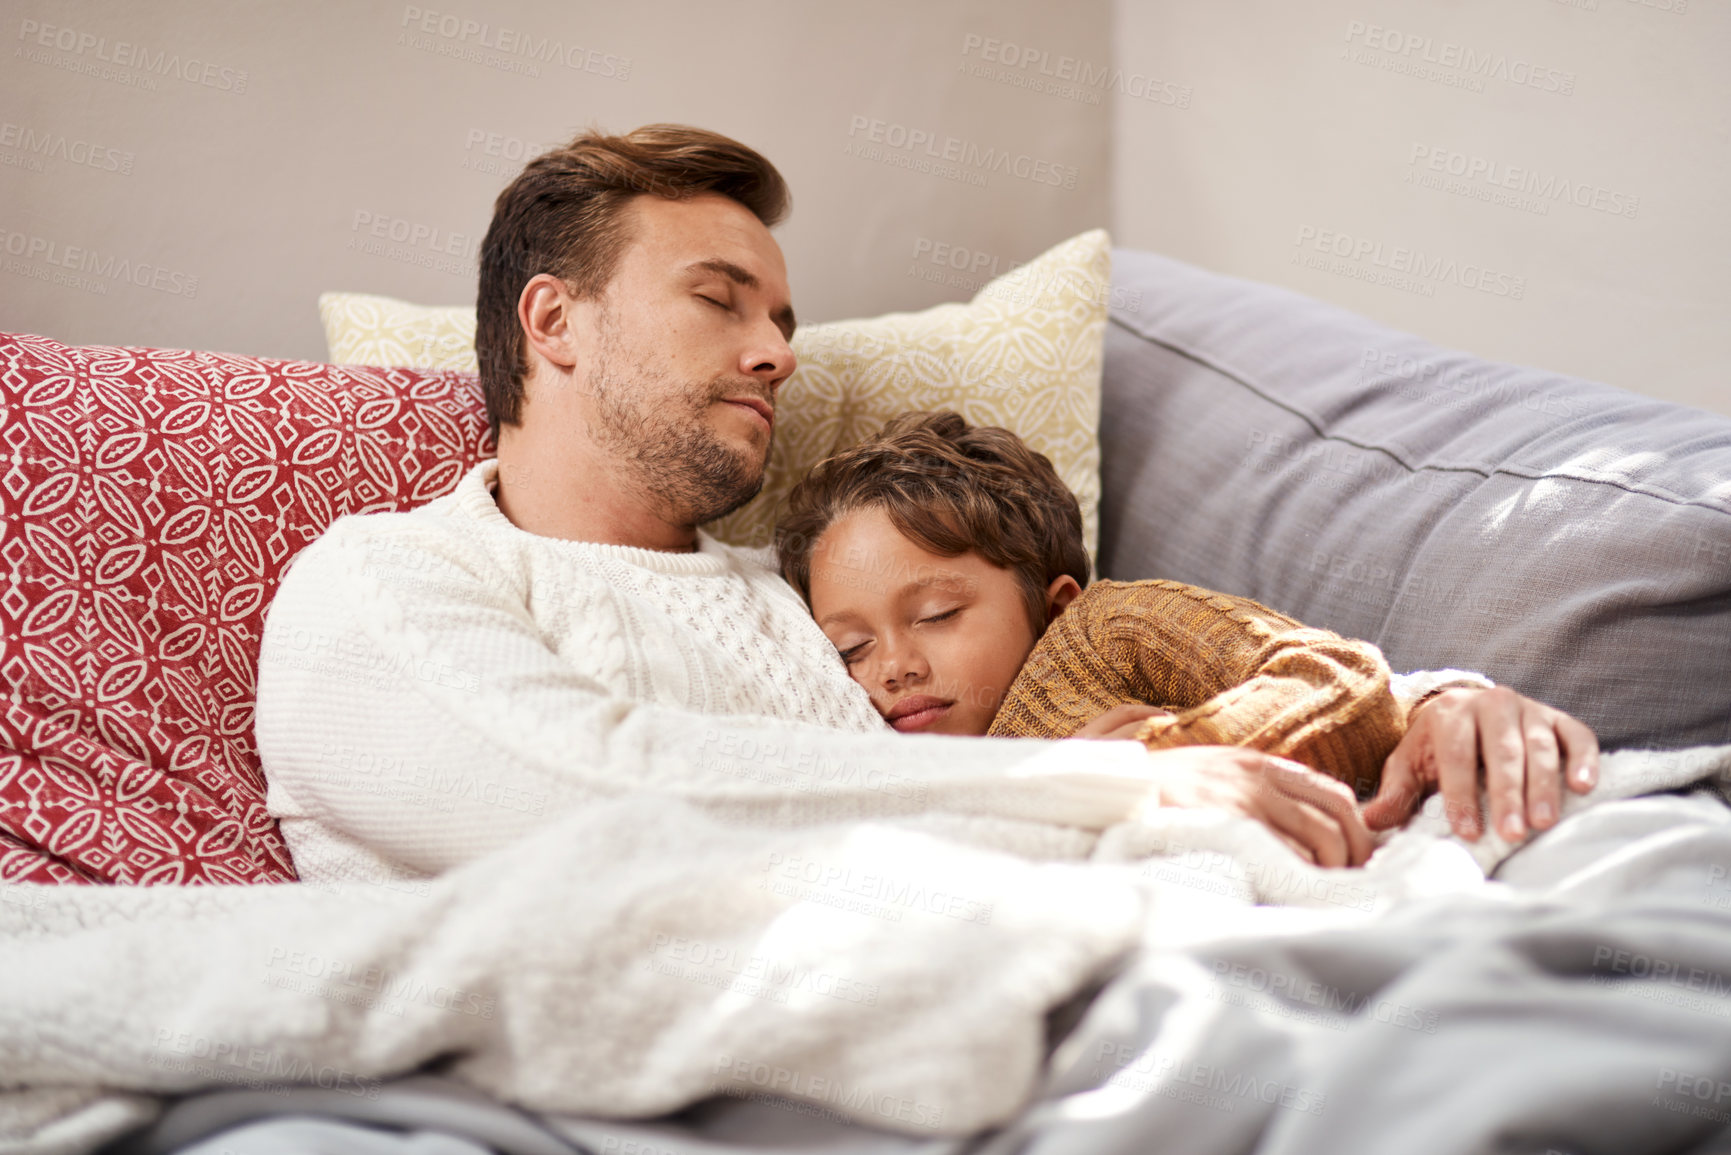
left=254, top=123, right=1596, bottom=883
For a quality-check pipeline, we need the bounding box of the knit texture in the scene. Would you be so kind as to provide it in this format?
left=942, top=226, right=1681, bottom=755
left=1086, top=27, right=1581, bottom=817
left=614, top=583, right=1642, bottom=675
left=989, top=580, right=1408, bottom=795
left=255, top=460, right=1159, bottom=883
left=7, top=743, right=1727, bottom=1154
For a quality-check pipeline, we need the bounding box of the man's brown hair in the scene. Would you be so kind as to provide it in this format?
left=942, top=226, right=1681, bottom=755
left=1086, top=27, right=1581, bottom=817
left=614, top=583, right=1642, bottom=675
left=476, top=124, right=790, bottom=438
left=776, top=411, right=1090, bottom=633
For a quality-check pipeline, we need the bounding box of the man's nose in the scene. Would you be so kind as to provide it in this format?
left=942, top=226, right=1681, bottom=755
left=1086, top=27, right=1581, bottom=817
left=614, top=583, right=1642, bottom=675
left=741, top=323, right=796, bottom=393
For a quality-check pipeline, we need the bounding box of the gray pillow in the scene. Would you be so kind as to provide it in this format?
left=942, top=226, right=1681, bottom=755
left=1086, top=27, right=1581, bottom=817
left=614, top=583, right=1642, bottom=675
left=1098, top=248, right=1731, bottom=751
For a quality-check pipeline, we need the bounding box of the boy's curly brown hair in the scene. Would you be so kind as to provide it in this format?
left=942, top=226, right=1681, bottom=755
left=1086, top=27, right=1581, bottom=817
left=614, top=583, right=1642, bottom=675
left=775, top=410, right=1090, bottom=633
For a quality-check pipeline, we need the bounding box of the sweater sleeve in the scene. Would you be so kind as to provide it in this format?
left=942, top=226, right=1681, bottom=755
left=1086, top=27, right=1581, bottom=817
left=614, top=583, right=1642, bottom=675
left=987, top=580, right=1405, bottom=797
left=254, top=517, right=1160, bottom=879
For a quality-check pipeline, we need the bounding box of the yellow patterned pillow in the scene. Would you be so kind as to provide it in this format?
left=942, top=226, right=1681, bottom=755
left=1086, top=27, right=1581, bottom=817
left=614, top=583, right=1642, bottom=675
left=318, top=228, right=1109, bottom=554
left=318, top=292, right=477, bottom=373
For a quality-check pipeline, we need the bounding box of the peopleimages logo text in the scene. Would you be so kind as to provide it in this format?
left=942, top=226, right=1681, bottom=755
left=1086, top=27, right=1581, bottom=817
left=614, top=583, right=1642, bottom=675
left=846, top=116, right=1077, bottom=189
left=16, top=19, right=248, bottom=93
left=959, top=34, right=1191, bottom=107
left=1407, top=144, right=1638, bottom=219
left=1293, top=226, right=1525, bottom=299
left=0, top=228, right=198, bottom=297
left=0, top=122, right=133, bottom=174
left=398, top=6, right=630, bottom=78
left=1344, top=20, right=1575, bottom=94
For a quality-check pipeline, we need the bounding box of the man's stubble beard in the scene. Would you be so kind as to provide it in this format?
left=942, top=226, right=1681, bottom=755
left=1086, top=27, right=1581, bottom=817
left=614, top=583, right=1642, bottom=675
left=584, top=326, right=771, bottom=528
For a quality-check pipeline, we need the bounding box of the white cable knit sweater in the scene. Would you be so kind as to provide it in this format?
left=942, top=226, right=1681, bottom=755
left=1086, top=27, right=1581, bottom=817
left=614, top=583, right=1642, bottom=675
left=256, top=459, right=1162, bottom=882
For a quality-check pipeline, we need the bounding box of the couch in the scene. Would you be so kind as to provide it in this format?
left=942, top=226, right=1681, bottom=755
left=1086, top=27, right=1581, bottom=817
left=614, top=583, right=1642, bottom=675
left=4, top=247, right=1727, bottom=886
left=3, top=251, right=1731, bottom=886
left=1098, top=250, right=1731, bottom=753
left=4, top=248, right=1731, bottom=1154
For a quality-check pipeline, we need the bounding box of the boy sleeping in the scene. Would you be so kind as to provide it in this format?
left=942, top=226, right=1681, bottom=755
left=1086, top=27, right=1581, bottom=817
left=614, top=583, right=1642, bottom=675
left=775, top=410, right=1417, bottom=802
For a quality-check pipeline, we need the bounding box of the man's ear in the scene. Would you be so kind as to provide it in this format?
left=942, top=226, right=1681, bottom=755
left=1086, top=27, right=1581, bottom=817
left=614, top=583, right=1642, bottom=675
left=1044, top=575, right=1083, bottom=623
left=519, top=273, right=581, bottom=371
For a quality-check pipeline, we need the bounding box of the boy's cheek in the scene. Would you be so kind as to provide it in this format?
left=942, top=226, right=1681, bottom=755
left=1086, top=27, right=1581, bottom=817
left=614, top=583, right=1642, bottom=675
left=934, top=671, right=1006, bottom=737
left=842, top=668, right=892, bottom=721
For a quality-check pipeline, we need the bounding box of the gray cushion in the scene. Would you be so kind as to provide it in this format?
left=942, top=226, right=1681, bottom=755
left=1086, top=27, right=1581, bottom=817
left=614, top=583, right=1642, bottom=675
left=1098, top=248, right=1731, bottom=751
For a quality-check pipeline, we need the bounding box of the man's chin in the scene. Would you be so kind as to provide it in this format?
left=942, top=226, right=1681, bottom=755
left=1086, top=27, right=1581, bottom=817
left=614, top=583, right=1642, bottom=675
left=682, top=440, right=767, bottom=525
left=701, top=472, right=765, bottom=524
left=725, top=431, right=773, bottom=493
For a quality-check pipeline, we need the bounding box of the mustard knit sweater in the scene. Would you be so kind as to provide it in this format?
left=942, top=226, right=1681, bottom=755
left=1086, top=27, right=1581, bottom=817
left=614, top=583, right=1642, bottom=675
left=987, top=579, right=1406, bottom=796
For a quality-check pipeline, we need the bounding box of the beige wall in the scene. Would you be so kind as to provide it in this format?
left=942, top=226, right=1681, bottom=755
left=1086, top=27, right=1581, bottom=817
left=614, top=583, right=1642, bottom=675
left=1112, top=0, right=1730, bottom=415
left=6, top=1, right=1726, bottom=418
left=1, top=0, right=1110, bottom=361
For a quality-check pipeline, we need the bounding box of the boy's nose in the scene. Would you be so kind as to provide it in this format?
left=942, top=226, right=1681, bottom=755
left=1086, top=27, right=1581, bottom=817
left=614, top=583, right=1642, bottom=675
left=875, top=641, right=928, bottom=689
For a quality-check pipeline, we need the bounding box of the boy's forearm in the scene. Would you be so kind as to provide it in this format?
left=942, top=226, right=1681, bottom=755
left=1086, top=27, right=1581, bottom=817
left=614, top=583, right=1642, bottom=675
left=1131, top=631, right=1406, bottom=798
left=991, top=580, right=1413, bottom=793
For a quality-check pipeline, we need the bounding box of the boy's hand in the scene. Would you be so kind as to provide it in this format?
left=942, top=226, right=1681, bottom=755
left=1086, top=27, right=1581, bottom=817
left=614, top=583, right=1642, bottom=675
left=1364, top=687, right=1599, bottom=842
left=1076, top=703, right=1174, bottom=740
left=1144, top=746, right=1375, bottom=868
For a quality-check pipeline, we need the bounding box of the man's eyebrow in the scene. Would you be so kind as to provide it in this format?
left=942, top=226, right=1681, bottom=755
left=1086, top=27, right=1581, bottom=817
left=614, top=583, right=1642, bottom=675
left=687, top=258, right=797, bottom=339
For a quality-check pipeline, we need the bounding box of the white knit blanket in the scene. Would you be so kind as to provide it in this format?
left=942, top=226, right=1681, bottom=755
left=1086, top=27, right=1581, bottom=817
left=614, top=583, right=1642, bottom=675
left=4, top=744, right=1726, bottom=1155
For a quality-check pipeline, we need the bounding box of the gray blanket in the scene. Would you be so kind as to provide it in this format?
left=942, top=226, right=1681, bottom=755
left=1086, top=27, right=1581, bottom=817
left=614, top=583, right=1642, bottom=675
left=96, top=755, right=1731, bottom=1155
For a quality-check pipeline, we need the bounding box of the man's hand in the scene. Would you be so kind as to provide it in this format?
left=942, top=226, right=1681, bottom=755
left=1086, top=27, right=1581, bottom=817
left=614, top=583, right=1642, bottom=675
left=1076, top=703, right=1175, bottom=740
left=1145, top=746, right=1375, bottom=868
left=1363, top=687, right=1599, bottom=841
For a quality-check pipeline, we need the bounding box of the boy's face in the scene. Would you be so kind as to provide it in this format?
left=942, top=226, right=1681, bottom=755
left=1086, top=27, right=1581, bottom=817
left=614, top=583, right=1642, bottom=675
left=806, top=505, right=1053, bottom=736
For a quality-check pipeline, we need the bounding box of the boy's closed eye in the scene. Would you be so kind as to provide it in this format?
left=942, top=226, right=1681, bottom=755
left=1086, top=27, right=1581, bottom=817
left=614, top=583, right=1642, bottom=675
left=835, top=607, right=962, bottom=664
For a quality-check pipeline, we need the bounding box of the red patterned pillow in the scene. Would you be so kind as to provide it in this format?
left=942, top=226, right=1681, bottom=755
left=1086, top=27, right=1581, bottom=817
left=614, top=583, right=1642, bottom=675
left=0, top=333, right=492, bottom=884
